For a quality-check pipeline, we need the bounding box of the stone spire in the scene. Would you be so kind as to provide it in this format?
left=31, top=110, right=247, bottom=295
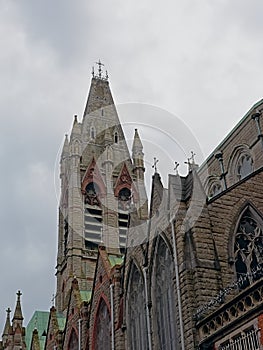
left=12, top=291, right=23, bottom=322
left=83, top=61, right=112, bottom=117
left=132, top=129, right=144, bottom=175
left=70, top=115, right=81, bottom=141
left=61, top=134, right=69, bottom=158
left=132, top=128, right=143, bottom=155
left=2, top=308, right=11, bottom=337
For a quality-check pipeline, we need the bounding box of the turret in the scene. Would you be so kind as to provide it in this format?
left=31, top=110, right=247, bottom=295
left=132, top=129, right=145, bottom=179
left=12, top=291, right=23, bottom=329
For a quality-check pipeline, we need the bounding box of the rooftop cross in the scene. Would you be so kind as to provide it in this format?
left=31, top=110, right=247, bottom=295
left=184, top=151, right=196, bottom=166
left=152, top=157, right=159, bottom=173
left=190, top=151, right=196, bottom=164
left=6, top=307, right=11, bottom=315
left=17, top=290, right=22, bottom=300
left=174, top=161, right=179, bottom=175
left=96, top=59, right=104, bottom=78
left=92, top=60, right=109, bottom=80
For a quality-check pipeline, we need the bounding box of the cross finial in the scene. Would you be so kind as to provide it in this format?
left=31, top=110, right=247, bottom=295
left=190, top=151, right=196, bottom=164
left=6, top=307, right=11, bottom=315
left=96, top=59, right=104, bottom=78
left=152, top=157, right=159, bottom=173
left=17, top=290, right=22, bottom=300
left=174, top=161, right=179, bottom=175
left=93, top=60, right=108, bottom=80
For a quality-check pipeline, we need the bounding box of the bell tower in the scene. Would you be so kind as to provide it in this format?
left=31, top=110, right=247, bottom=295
left=55, top=62, right=148, bottom=313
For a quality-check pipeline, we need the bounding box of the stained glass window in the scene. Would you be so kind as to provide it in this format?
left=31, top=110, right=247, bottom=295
left=127, top=263, right=148, bottom=350
left=94, top=299, right=111, bottom=350
left=234, top=207, right=263, bottom=289
left=154, top=236, right=179, bottom=349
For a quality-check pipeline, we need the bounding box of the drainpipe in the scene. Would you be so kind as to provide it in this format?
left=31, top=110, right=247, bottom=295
left=171, top=219, right=185, bottom=350
left=78, top=319, right=82, bottom=350
left=142, top=266, right=152, bottom=350
left=110, top=284, right=115, bottom=350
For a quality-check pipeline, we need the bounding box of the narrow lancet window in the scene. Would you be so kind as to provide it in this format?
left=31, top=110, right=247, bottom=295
left=234, top=207, right=263, bottom=289
left=154, top=236, right=179, bottom=349
left=94, top=299, right=111, bottom=350
left=127, top=263, right=148, bottom=350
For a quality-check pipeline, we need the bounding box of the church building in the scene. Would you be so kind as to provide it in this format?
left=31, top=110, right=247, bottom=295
left=1, top=64, right=263, bottom=350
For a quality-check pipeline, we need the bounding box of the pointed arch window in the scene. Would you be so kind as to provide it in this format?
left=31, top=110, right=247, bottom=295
left=153, top=236, right=179, bottom=349
left=94, top=299, right=111, bottom=350
left=68, top=329, right=78, bottom=350
left=236, top=153, right=253, bottom=180
left=234, top=206, right=263, bottom=289
left=127, top=263, right=148, bottom=350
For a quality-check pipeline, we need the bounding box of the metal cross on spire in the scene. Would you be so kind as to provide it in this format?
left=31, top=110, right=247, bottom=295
left=92, top=60, right=109, bottom=80
left=96, top=59, right=104, bottom=78
left=174, top=161, right=179, bottom=175
left=152, top=157, right=159, bottom=173
left=190, top=151, right=196, bottom=164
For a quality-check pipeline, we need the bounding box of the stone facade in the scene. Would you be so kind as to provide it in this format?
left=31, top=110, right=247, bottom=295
left=1, top=67, right=263, bottom=350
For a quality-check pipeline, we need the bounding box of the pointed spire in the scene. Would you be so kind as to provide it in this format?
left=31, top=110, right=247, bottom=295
left=12, top=291, right=23, bottom=322
left=61, top=134, right=69, bottom=157
left=83, top=66, right=115, bottom=117
left=70, top=115, right=81, bottom=140
left=132, top=129, right=143, bottom=154
left=2, top=307, right=11, bottom=336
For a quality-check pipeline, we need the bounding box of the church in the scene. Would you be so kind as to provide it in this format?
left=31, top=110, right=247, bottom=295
left=1, top=64, right=263, bottom=350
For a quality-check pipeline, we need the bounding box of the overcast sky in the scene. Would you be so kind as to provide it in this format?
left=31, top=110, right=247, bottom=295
left=1, top=0, right=263, bottom=328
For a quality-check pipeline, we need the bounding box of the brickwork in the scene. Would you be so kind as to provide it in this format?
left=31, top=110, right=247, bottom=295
left=56, top=73, right=148, bottom=315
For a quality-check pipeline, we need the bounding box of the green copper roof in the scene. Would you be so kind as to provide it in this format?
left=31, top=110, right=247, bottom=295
left=80, top=290, right=92, bottom=302
left=56, top=312, right=66, bottom=331
left=108, top=254, right=124, bottom=267
left=26, top=311, right=49, bottom=350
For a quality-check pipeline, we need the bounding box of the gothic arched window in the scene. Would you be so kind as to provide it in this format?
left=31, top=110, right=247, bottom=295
left=153, top=236, right=179, bottom=349
left=68, top=329, right=78, bottom=350
left=234, top=207, right=263, bottom=289
left=85, top=182, right=100, bottom=206
left=236, top=153, right=253, bottom=180
left=94, top=299, right=111, bottom=350
left=127, top=263, right=148, bottom=350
